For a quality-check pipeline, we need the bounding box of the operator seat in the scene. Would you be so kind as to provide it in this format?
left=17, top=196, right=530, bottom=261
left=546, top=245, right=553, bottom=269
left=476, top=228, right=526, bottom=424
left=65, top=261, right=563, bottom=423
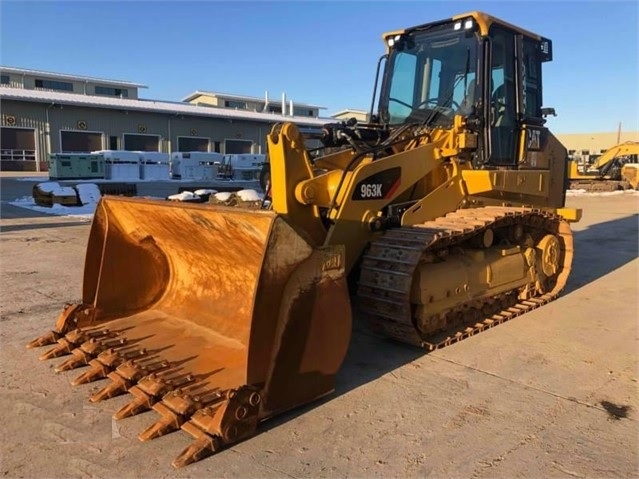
left=490, top=84, right=506, bottom=126
left=491, top=83, right=514, bottom=127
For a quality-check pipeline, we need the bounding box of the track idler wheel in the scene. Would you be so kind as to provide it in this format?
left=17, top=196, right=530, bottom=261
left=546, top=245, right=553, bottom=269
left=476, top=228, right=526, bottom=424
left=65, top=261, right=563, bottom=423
left=536, top=234, right=561, bottom=277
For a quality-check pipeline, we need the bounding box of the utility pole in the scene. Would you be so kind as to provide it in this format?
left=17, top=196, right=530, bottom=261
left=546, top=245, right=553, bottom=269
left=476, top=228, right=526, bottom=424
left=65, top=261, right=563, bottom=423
left=617, top=122, right=622, bottom=144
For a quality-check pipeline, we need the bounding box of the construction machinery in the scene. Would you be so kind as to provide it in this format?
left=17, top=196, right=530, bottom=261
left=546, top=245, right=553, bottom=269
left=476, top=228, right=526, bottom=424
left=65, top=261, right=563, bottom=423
left=621, top=163, right=639, bottom=190
left=27, top=11, right=581, bottom=468
left=568, top=141, right=639, bottom=191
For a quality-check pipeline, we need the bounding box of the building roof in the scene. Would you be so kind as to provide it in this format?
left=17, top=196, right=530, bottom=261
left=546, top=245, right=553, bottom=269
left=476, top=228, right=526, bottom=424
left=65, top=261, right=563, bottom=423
left=0, top=86, right=330, bottom=126
left=182, top=90, right=326, bottom=110
left=331, top=109, right=370, bottom=117
left=0, top=66, right=148, bottom=89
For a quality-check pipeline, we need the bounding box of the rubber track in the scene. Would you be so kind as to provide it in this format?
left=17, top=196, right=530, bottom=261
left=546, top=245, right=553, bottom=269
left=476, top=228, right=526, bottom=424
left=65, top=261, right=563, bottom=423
left=356, top=206, right=574, bottom=351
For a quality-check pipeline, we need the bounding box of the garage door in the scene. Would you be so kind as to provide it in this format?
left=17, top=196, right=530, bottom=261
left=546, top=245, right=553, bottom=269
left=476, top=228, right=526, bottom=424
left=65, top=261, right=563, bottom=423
left=61, top=130, right=103, bottom=153
left=225, top=139, right=252, bottom=154
left=178, top=136, right=209, bottom=152
left=1, top=127, right=37, bottom=171
left=124, top=134, right=159, bottom=151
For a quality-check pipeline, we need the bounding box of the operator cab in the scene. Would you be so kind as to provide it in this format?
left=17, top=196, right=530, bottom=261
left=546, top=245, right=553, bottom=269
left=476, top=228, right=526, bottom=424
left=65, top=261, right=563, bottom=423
left=377, top=11, right=553, bottom=167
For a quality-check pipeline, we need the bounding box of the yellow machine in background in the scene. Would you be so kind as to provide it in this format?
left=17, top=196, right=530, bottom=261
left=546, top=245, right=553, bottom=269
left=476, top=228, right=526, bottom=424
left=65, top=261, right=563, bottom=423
left=621, top=163, right=639, bottom=189
left=28, top=11, right=581, bottom=468
left=568, top=141, right=639, bottom=191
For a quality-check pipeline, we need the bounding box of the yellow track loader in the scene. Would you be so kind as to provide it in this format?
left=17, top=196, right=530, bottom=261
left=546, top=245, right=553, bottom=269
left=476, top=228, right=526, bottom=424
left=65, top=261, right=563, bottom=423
left=568, top=141, right=639, bottom=191
left=28, top=11, right=581, bottom=468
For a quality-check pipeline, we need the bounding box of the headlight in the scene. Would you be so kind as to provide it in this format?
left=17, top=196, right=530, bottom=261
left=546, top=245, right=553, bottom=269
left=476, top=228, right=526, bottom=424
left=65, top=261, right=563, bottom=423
left=387, top=34, right=401, bottom=47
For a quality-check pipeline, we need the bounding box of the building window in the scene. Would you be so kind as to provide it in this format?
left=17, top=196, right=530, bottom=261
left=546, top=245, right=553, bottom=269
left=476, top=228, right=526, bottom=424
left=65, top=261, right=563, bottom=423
left=293, top=107, right=316, bottom=117
left=123, top=134, right=159, bottom=151
left=35, top=79, right=74, bottom=91
left=60, top=131, right=103, bottom=152
left=268, top=106, right=282, bottom=114
left=177, top=137, right=209, bottom=152
left=224, top=139, right=252, bottom=154
left=224, top=100, right=246, bottom=109
left=0, top=75, right=9, bottom=85
left=95, top=86, right=129, bottom=97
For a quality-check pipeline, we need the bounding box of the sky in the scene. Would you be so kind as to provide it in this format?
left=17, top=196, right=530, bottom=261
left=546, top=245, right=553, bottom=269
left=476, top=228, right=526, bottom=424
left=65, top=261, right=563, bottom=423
left=1, top=0, right=637, bottom=134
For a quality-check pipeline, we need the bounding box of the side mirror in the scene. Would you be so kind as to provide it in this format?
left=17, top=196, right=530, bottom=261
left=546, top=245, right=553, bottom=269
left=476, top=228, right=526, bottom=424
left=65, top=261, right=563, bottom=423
left=541, top=107, right=557, bottom=117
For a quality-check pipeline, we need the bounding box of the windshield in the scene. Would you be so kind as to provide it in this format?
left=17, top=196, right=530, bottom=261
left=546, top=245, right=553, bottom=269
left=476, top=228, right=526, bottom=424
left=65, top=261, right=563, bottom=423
left=381, top=26, right=479, bottom=125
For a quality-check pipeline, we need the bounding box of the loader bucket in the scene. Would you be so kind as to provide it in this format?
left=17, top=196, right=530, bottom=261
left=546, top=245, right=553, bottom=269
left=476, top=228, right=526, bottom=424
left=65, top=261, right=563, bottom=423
left=27, top=196, right=352, bottom=467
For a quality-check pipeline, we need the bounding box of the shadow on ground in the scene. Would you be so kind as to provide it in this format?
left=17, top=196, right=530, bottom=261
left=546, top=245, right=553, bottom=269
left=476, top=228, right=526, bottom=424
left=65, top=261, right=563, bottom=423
left=0, top=202, right=56, bottom=220
left=564, top=213, right=638, bottom=294
left=260, top=314, right=422, bottom=433
left=0, top=221, right=90, bottom=233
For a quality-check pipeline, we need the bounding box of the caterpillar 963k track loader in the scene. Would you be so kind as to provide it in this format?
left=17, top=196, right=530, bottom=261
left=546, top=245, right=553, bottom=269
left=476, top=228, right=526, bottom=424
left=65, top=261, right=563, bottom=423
left=27, top=11, right=581, bottom=468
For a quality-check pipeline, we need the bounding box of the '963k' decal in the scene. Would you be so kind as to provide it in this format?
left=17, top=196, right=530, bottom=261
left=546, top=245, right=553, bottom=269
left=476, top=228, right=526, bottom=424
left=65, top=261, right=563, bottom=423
left=352, top=167, right=401, bottom=201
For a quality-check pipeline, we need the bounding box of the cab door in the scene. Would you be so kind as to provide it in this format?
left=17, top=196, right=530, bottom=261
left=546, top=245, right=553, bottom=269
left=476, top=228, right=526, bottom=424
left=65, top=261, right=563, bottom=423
left=486, top=26, right=519, bottom=166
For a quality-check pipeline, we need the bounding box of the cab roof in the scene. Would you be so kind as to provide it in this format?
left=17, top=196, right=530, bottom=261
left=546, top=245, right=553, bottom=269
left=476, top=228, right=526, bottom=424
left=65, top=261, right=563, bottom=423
left=382, top=11, right=543, bottom=42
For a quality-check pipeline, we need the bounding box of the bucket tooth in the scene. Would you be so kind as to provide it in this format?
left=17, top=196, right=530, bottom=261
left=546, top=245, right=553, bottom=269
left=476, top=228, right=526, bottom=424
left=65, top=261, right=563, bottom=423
left=71, top=359, right=111, bottom=386
left=138, top=402, right=182, bottom=441
left=81, top=336, right=126, bottom=357
left=113, top=387, right=153, bottom=420
left=38, top=338, right=75, bottom=360
left=139, top=388, right=209, bottom=442
left=26, top=330, right=61, bottom=349
left=54, top=336, right=125, bottom=372
left=89, top=373, right=130, bottom=402
left=171, top=387, right=261, bottom=467
left=63, top=328, right=88, bottom=344
left=115, top=355, right=169, bottom=384
left=114, top=372, right=196, bottom=420
left=172, top=432, right=220, bottom=469
left=55, top=348, right=92, bottom=372
left=26, top=303, right=90, bottom=350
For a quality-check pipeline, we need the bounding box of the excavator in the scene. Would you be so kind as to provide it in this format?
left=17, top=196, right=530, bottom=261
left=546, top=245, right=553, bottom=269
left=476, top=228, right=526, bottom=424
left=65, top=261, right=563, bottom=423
left=568, top=141, right=639, bottom=191
left=27, top=11, right=581, bottom=468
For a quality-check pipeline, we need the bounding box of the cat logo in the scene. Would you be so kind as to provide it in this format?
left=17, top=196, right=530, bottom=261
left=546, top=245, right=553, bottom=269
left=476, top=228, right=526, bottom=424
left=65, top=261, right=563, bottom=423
left=527, top=129, right=541, bottom=151
left=138, top=124, right=147, bottom=133
left=5, top=115, right=16, bottom=126
left=77, top=120, right=87, bottom=130
left=190, top=128, right=197, bottom=136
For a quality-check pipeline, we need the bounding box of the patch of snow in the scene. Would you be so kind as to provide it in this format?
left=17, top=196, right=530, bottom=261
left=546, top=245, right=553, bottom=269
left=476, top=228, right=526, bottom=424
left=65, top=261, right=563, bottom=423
left=35, top=181, right=59, bottom=193
left=168, top=191, right=199, bottom=201
left=10, top=196, right=95, bottom=219
left=194, top=189, right=217, bottom=196
left=566, top=189, right=639, bottom=197
left=75, top=183, right=102, bottom=205
left=213, top=192, right=233, bottom=202
left=236, top=189, right=262, bottom=202
left=16, top=177, right=46, bottom=182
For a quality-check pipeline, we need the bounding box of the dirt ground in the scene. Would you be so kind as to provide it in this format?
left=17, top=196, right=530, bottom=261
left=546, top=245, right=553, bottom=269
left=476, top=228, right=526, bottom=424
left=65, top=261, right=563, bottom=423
left=0, top=178, right=637, bottom=479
